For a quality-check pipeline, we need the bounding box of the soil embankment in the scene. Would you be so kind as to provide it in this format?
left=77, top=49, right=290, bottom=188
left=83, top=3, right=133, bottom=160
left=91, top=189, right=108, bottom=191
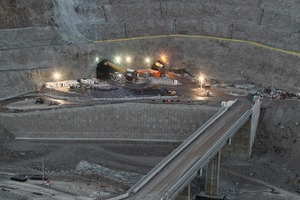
left=220, top=99, right=300, bottom=199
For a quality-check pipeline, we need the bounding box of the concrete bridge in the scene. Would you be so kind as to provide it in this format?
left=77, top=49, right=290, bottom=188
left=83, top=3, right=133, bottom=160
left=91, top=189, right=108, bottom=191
left=108, top=98, right=261, bottom=200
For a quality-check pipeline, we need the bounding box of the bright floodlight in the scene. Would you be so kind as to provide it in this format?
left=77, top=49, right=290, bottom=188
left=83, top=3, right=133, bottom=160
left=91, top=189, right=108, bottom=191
left=145, top=57, right=151, bottom=65
left=125, top=56, right=132, bottom=64
left=115, top=56, right=122, bottom=64
left=95, top=57, right=99, bottom=63
left=161, top=54, right=168, bottom=63
left=199, top=74, right=205, bottom=90
left=53, top=72, right=61, bottom=81
left=117, top=73, right=123, bottom=78
left=199, top=75, right=204, bottom=83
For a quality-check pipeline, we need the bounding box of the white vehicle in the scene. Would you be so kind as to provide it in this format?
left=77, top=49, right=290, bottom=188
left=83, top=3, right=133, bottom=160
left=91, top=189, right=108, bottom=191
left=80, top=78, right=89, bottom=84
left=111, top=72, right=124, bottom=82
left=80, top=78, right=95, bottom=85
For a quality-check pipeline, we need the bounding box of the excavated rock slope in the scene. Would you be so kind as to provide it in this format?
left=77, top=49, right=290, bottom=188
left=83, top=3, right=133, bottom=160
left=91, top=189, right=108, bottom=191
left=0, top=1, right=299, bottom=198
left=0, top=0, right=299, bottom=99
left=254, top=100, right=300, bottom=173
left=0, top=1, right=299, bottom=158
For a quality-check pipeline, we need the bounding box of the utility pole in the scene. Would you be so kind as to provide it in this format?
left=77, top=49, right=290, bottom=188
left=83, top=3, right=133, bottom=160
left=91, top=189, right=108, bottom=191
left=173, top=19, right=177, bottom=34
left=271, top=74, right=275, bottom=100
left=42, top=157, right=45, bottom=185
left=160, top=1, right=164, bottom=19
left=258, top=9, right=265, bottom=25
left=102, top=6, right=107, bottom=22
left=123, top=21, right=128, bottom=38
left=98, top=174, right=101, bottom=200
left=228, top=23, right=234, bottom=39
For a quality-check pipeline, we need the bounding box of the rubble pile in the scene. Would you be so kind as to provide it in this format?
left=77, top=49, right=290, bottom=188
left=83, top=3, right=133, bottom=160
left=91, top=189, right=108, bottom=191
left=75, top=160, right=142, bottom=185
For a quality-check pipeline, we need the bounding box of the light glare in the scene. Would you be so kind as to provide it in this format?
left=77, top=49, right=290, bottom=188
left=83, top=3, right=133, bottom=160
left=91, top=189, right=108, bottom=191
left=199, top=75, right=204, bottom=82
left=125, top=56, right=132, bottom=63
left=160, top=54, right=167, bottom=63
left=145, top=57, right=151, bottom=65
left=115, top=56, right=122, bottom=64
left=53, top=72, right=61, bottom=81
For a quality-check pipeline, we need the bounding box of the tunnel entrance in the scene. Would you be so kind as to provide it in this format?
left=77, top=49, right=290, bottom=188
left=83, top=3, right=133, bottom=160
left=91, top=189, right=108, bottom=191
left=96, top=60, right=126, bottom=79
left=96, top=60, right=111, bottom=79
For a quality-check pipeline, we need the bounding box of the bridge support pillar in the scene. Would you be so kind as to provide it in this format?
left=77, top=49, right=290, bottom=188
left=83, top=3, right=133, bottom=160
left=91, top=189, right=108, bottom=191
left=197, top=152, right=225, bottom=199
left=222, top=99, right=261, bottom=160
left=197, top=168, right=203, bottom=178
left=205, top=151, right=221, bottom=196
left=196, top=151, right=225, bottom=200
left=222, top=119, right=251, bottom=160
left=176, top=182, right=191, bottom=200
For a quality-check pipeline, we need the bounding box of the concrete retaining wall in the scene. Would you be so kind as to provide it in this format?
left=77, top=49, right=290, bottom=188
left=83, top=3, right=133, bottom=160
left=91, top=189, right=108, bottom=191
left=0, top=103, right=218, bottom=141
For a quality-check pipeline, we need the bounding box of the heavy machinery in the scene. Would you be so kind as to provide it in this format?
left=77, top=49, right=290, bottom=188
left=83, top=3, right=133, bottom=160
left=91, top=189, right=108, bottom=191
left=151, top=60, right=167, bottom=77
left=125, top=68, right=137, bottom=82
left=35, top=97, right=45, bottom=104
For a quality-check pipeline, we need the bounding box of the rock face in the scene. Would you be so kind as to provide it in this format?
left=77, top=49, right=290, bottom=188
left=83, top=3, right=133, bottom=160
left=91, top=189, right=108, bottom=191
left=254, top=100, right=300, bottom=172
left=0, top=0, right=50, bottom=29
left=0, top=0, right=299, bottom=99
left=249, top=100, right=300, bottom=193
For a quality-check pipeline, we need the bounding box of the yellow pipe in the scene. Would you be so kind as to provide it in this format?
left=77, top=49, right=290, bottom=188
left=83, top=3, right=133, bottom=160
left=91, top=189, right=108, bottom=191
left=105, top=61, right=126, bottom=72
left=94, top=34, right=300, bottom=57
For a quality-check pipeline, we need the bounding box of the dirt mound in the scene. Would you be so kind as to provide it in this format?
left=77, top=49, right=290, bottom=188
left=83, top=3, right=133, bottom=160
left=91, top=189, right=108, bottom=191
left=75, top=160, right=142, bottom=184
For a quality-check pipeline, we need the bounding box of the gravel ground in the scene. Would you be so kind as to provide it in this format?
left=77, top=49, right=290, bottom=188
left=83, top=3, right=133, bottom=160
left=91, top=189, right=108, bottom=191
left=0, top=137, right=178, bottom=199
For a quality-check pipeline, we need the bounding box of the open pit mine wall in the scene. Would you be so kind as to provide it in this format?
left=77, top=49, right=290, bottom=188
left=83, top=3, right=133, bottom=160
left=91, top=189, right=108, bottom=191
left=0, top=104, right=218, bottom=141
left=1, top=38, right=299, bottom=100
left=0, top=0, right=300, bottom=99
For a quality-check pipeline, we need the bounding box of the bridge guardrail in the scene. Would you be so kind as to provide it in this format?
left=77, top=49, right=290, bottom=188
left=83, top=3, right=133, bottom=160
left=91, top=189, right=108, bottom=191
left=107, top=193, right=129, bottom=200
left=166, top=108, right=252, bottom=199
left=43, top=93, right=178, bottom=102
left=127, top=102, right=233, bottom=195
left=107, top=100, right=237, bottom=200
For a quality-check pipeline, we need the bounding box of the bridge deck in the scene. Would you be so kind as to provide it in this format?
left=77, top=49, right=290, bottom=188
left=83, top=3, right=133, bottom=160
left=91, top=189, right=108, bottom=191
left=127, top=99, right=253, bottom=200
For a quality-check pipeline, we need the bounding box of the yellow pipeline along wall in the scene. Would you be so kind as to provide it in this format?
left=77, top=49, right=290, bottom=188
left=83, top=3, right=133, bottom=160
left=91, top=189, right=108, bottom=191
left=94, top=34, right=300, bottom=57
